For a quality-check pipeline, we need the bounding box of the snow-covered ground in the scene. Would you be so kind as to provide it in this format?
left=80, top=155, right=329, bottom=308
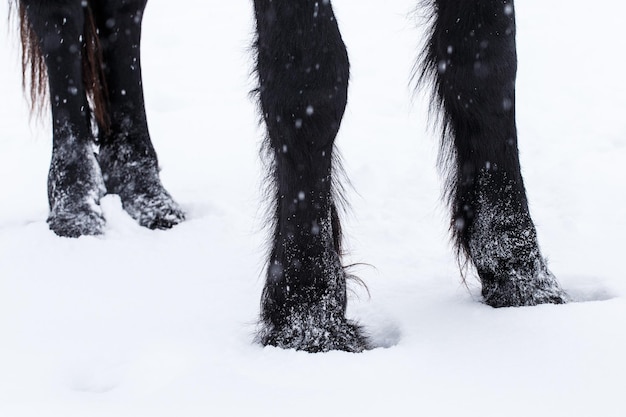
left=1, top=1, right=625, bottom=416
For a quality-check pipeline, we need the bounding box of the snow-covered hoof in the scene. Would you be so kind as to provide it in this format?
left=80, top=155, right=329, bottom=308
left=468, top=171, right=568, bottom=308
left=47, top=143, right=107, bottom=238
left=481, top=266, right=568, bottom=308
left=258, top=246, right=368, bottom=352
left=99, top=142, right=185, bottom=230
left=121, top=189, right=185, bottom=230
left=257, top=315, right=369, bottom=353
left=47, top=203, right=105, bottom=238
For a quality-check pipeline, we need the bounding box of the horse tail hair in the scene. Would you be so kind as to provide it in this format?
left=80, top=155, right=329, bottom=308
left=10, top=1, right=46, bottom=120
left=11, top=0, right=110, bottom=134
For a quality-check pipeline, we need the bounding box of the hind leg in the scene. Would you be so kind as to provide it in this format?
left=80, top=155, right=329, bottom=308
left=421, top=0, right=566, bottom=306
left=253, top=0, right=368, bottom=352
left=21, top=0, right=106, bottom=237
left=92, top=0, right=184, bottom=229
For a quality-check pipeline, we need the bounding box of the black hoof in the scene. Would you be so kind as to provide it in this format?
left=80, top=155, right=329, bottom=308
left=481, top=268, right=568, bottom=308
left=47, top=205, right=106, bottom=238
left=47, top=146, right=107, bottom=238
left=257, top=316, right=369, bottom=353
left=99, top=144, right=185, bottom=230
left=121, top=190, right=185, bottom=230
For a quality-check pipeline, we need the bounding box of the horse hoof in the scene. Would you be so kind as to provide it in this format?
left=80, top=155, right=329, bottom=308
left=256, top=319, right=369, bottom=353
left=121, top=191, right=185, bottom=230
left=47, top=207, right=106, bottom=238
left=99, top=145, right=185, bottom=230
left=482, top=270, right=568, bottom=308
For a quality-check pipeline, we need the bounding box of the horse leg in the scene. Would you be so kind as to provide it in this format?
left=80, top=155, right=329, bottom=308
left=420, top=0, right=566, bottom=306
left=253, top=0, right=368, bottom=352
left=92, top=0, right=185, bottom=230
left=19, top=0, right=106, bottom=237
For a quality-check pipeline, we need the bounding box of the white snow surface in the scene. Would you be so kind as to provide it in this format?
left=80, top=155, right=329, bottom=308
left=1, top=1, right=625, bottom=416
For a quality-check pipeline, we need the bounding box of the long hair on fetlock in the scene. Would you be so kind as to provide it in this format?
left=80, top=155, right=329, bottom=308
left=10, top=0, right=110, bottom=134
left=414, top=0, right=472, bottom=270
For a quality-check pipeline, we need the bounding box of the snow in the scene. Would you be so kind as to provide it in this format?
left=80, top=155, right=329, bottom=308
left=1, top=1, right=625, bottom=416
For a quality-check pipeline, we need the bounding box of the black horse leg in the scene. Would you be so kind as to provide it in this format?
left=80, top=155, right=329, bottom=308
left=92, top=0, right=185, bottom=229
left=20, top=0, right=106, bottom=237
left=421, top=0, right=566, bottom=306
left=253, top=0, right=368, bottom=352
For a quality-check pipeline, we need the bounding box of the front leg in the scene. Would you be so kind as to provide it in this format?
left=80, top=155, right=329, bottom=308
left=21, top=0, right=106, bottom=237
left=253, top=0, right=368, bottom=352
left=419, top=0, right=566, bottom=306
left=92, top=0, right=185, bottom=230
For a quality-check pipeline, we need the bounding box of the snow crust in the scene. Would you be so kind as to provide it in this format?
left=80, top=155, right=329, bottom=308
left=1, top=1, right=625, bottom=416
